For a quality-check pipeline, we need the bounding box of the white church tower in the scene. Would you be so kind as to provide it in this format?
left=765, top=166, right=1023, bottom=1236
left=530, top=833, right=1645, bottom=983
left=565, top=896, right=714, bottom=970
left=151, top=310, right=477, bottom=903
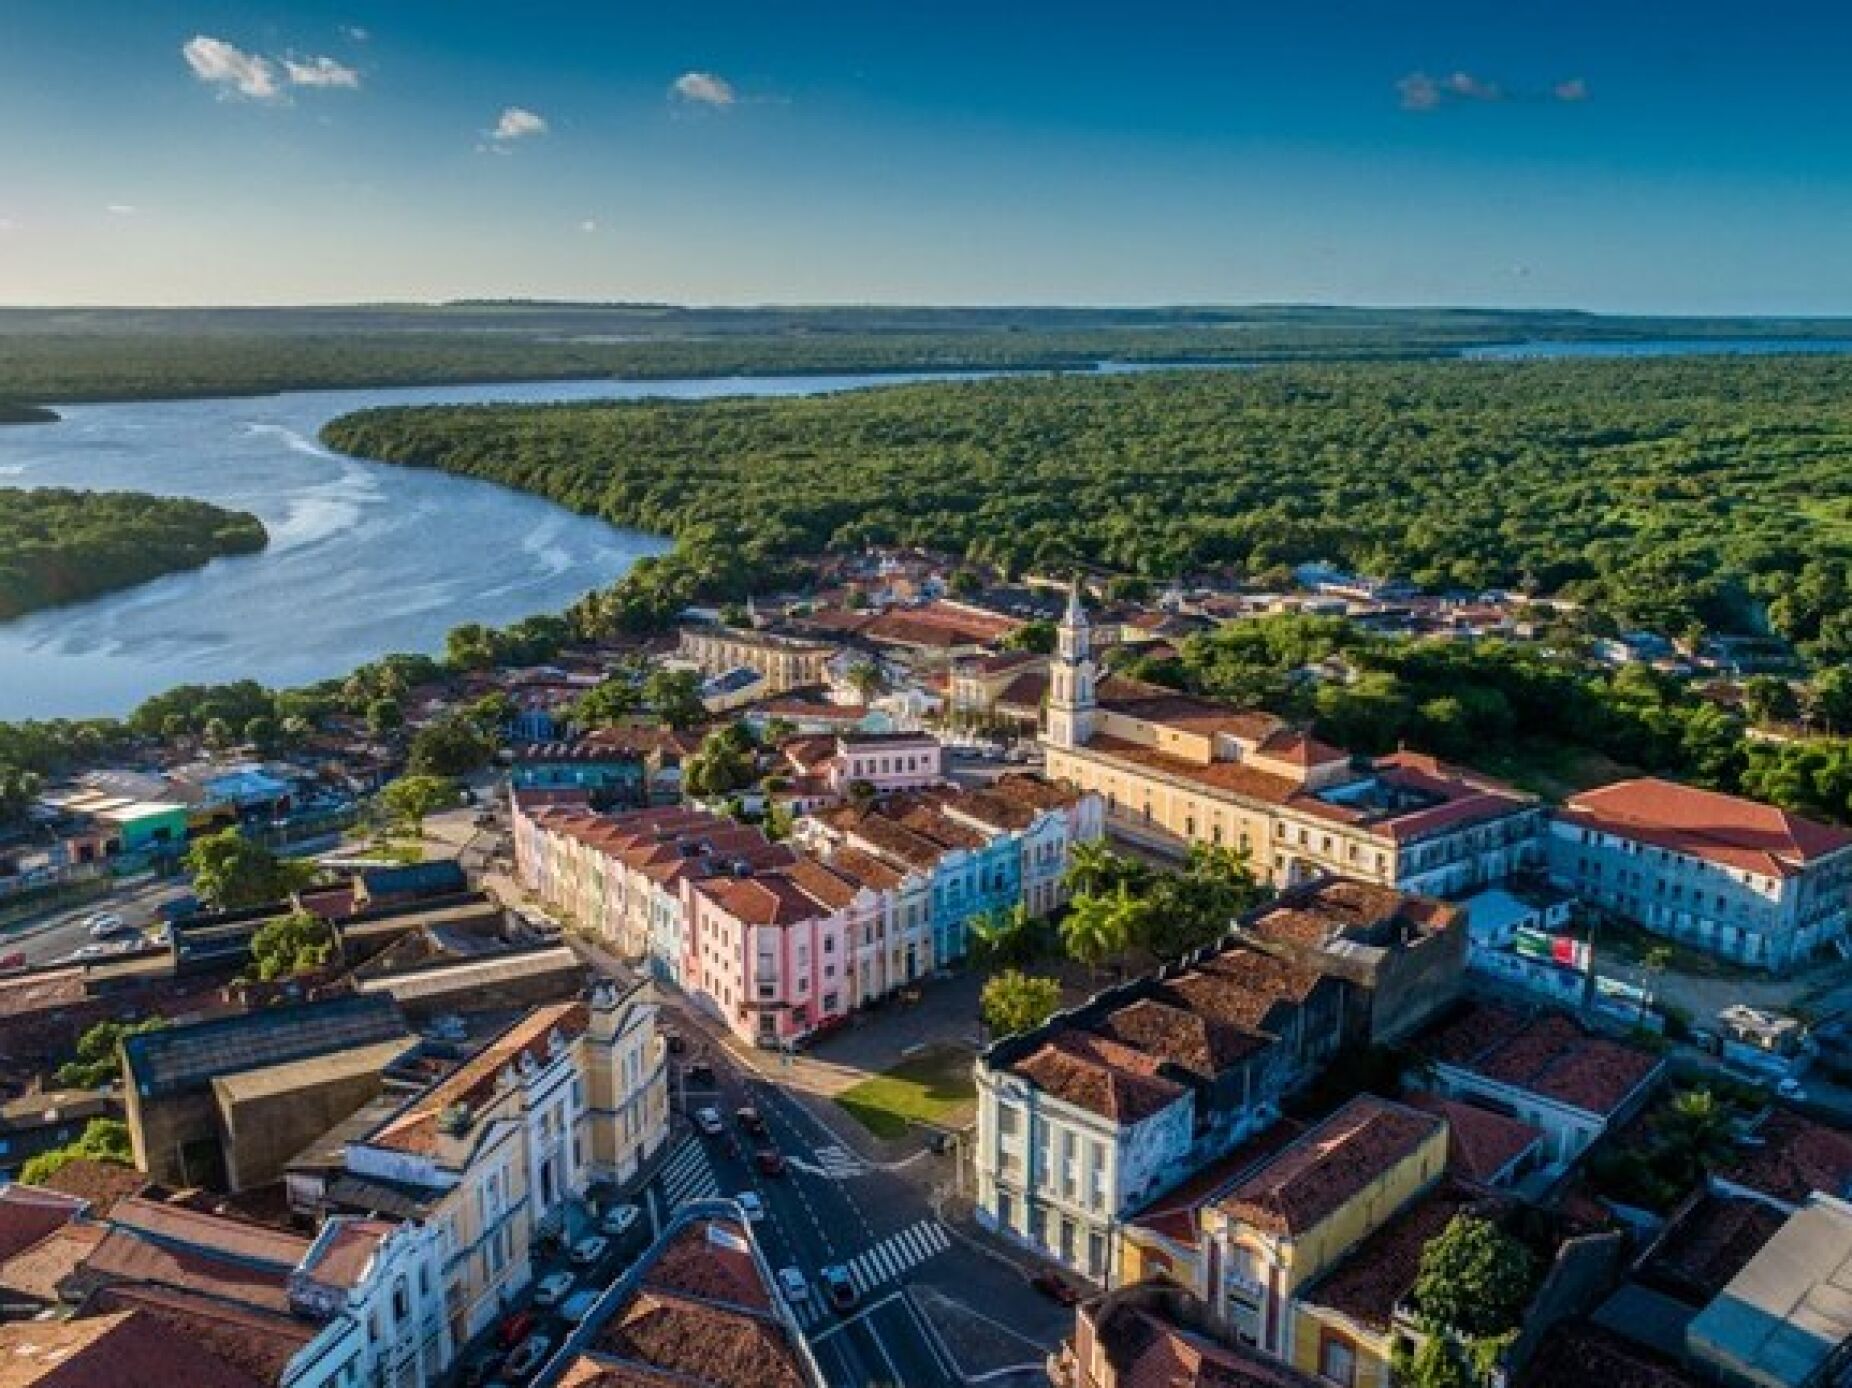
left=1045, top=579, right=1097, bottom=750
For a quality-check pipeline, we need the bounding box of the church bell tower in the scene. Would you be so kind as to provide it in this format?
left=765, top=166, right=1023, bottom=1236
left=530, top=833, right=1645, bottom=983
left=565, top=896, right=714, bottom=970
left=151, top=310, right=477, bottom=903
left=1045, top=580, right=1097, bottom=750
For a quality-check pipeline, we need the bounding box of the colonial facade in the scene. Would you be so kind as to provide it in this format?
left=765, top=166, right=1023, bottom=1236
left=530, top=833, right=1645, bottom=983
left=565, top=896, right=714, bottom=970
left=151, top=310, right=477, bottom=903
left=675, top=624, right=839, bottom=696
left=311, top=988, right=667, bottom=1345
left=1548, top=776, right=1852, bottom=972
left=1040, top=585, right=1544, bottom=895
left=516, top=776, right=1100, bottom=1047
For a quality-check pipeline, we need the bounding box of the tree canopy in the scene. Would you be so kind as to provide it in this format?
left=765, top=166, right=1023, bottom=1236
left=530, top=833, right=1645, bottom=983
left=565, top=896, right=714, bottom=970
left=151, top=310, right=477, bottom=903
left=184, top=828, right=315, bottom=909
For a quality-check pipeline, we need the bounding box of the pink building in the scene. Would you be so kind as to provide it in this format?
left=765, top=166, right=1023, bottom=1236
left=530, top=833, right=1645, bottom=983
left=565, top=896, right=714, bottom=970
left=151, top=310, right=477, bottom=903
left=828, top=732, right=944, bottom=795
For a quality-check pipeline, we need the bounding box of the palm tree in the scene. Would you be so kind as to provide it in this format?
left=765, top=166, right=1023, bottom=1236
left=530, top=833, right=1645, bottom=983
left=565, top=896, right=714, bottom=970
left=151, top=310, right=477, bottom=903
left=1060, top=890, right=1131, bottom=984
left=971, top=904, right=1041, bottom=967
left=1065, top=840, right=1126, bottom=898
left=846, top=660, right=888, bottom=704
left=1657, top=1088, right=1736, bottom=1184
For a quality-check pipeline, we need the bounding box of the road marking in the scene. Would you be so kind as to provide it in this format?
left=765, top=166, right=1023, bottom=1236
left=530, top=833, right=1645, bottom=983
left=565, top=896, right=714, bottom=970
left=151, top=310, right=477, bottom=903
left=655, top=1136, right=718, bottom=1207
left=845, top=1218, right=952, bottom=1296
left=805, top=1290, right=905, bottom=1344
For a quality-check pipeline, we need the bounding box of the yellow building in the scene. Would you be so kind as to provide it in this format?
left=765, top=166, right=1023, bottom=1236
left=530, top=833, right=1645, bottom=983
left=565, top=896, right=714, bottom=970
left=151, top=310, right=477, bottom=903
left=1177, top=1095, right=1446, bottom=1362
left=1041, top=586, right=1543, bottom=896
left=334, top=986, right=668, bottom=1344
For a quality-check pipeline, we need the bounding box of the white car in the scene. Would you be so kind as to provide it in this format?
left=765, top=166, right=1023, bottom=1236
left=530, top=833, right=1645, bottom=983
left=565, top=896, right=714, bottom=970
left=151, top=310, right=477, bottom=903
left=532, top=1271, right=575, bottom=1308
left=504, top=1334, right=552, bottom=1381
left=694, top=1106, right=725, bottom=1137
left=601, top=1203, right=641, bottom=1236
left=734, top=1191, right=764, bottom=1223
left=777, top=1266, right=809, bottom=1303
left=570, top=1235, right=610, bottom=1266
left=86, top=913, right=128, bottom=939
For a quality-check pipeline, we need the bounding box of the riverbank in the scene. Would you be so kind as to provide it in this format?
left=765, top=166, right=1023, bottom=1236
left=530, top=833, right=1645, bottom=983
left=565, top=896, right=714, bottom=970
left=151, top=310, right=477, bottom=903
left=0, top=489, right=268, bottom=622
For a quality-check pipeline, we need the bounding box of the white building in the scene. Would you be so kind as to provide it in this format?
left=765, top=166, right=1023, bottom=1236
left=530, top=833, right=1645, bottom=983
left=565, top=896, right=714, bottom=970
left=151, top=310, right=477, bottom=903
left=1549, top=777, right=1852, bottom=972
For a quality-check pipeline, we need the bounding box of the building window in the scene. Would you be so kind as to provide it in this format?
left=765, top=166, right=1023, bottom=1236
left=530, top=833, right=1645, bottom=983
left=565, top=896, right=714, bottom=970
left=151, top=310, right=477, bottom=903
left=1319, top=1334, right=1357, bottom=1387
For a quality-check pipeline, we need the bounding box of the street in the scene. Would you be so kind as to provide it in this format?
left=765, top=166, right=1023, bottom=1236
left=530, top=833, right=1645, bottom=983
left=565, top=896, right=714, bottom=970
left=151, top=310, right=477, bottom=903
left=644, top=993, right=1067, bottom=1388
left=0, top=873, right=194, bottom=967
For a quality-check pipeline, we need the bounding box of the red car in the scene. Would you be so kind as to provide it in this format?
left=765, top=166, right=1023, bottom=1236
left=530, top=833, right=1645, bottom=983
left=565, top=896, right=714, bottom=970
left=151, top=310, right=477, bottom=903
left=498, top=1308, right=537, bottom=1349
left=755, top=1147, right=787, bottom=1177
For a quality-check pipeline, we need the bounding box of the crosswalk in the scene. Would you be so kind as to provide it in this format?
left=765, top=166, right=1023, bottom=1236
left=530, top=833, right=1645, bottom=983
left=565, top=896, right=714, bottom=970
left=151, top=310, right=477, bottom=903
left=656, top=1137, right=718, bottom=1207
left=843, top=1219, right=951, bottom=1297
left=798, top=1143, right=865, bottom=1180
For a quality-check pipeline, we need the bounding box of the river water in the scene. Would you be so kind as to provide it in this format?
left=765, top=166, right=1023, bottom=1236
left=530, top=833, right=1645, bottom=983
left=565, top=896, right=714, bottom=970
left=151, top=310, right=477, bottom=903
left=0, top=372, right=986, bottom=721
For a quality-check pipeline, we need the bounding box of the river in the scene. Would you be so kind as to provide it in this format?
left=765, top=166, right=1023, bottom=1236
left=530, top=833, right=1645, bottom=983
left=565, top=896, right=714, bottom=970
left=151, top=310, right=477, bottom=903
left=0, top=371, right=989, bottom=721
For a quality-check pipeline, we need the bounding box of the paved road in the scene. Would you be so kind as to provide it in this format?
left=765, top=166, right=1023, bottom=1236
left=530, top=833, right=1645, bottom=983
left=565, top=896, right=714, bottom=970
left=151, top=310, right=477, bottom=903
left=645, top=995, right=1064, bottom=1387
left=1, top=874, right=193, bottom=967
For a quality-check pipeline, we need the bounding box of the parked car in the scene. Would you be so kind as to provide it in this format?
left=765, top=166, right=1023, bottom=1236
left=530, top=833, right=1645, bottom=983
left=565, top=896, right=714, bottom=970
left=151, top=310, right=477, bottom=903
left=821, top=1265, right=857, bottom=1311
left=736, top=1105, right=767, bottom=1135
left=504, top=1334, right=552, bottom=1381
left=86, top=913, right=128, bottom=939
left=532, top=1271, right=575, bottom=1308
left=559, top=1290, right=598, bottom=1324
left=461, top=1351, right=506, bottom=1386
left=734, top=1191, right=765, bottom=1223
left=694, top=1106, right=725, bottom=1137
left=754, top=1147, right=787, bottom=1177
left=497, top=1309, right=537, bottom=1349
left=570, top=1235, right=610, bottom=1266
left=1030, top=1270, right=1080, bottom=1306
left=777, top=1267, right=809, bottom=1303
left=601, top=1203, right=641, bottom=1236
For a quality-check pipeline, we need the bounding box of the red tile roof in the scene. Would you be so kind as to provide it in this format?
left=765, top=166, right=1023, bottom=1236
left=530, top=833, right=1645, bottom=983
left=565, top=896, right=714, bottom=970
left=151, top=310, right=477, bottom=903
left=1012, top=1030, right=1188, bottom=1125
left=1093, top=999, right=1273, bottom=1082
left=0, top=1222, right=104, bottom=1303
left=1301, top=1179, right=1501, bottom=1331
left=1716, top=1108, right=1852, bottom=1206
left=85, top=1283, right=315, bottom=1384
left=367, top=1001, right=589, bottom=1155
left=1516, top=1320, right=1701, bottom=1388
left=1405, top=1093, right=1544, bottom=1184
left=1084, top=1300, right=1317, bottom=1388
left=0, top=1188, right=85, bottom=1265
left=1217, top=1096, right=1443, bottom=1236
left=1560, top=777, right=1852, bottom=878
left=0, top=1309, right=266, bottom=1388
left=1419, top=1004, right=1663, bottom=1118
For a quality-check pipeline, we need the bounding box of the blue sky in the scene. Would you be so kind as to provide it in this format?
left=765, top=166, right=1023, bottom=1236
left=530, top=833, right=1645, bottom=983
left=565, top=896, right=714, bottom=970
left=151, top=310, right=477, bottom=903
left=2, top=1, right=1849, bottom=311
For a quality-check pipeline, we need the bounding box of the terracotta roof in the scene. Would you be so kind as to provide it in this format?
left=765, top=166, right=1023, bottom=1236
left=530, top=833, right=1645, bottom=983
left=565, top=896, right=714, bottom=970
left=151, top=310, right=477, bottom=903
left=995, top=670, right=1051, bottom=710
left=1127, top=1122, right=1306, bottom=1245
left=1640, top=1193, right=1786, bottom=1304
left=1254, top=730, right=1350, bottom=768
left=86, top=1282, right=315, bottom=1384
left=1716, top=1108, right=1852, bottom=1206
left=1244, top=877, right=1448, bottom=950
left=1217, top=1096, right=1443, bottom=1236
left=1302, top=1179, right=1501, bottom=1331
left=555, top=1358, right=692, bottom=1388
left=1560, top=776, right=1852, bottom=878
left=1011, top=1030, right=1187, bottom=1125
left=0, top=1310, right=266, bottom=1388
left=1157, top=948, right=1328, bottom=1033
left=0, top=1188, right=86, bottom=1264
left=0, top=1223, right=104, bottom=1303
left=695, top=872, right=831, bottom=929
left=1083, top=736, right=1306, bottom=806
left=823, top=845, right=907, bottom=892
left=1419, top=1003, right=1662, bottom=1118
left=1516, top=1321, right=1701, bottom=1388
left=592, top=1289, right=807, bottom=1388
left=1085, top=1300, right=1317, bottom=1388
left=1405, top=1093, right=1545, bottom=1184
left=107, top=1198, right=310, bottom=1271
left=642, top=1218, right=774, bottom=1313
left=366, top=1001, right=589, bottom=1155
left=1092, top=999, right=1273, bottom=1082
left=299, top=1218, right=393, bottom=1291
left=1094, top=688, right=1286, bottom=744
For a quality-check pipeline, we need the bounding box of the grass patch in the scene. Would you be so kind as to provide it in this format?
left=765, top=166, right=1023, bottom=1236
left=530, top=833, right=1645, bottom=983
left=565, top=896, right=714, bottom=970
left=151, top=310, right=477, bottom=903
left=1475, top=738, right=1639, bottom=802
left=834, top=1046, right=977, bottom=1140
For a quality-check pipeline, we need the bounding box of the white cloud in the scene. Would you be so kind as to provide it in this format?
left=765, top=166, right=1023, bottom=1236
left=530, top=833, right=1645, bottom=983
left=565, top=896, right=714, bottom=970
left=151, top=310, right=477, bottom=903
left=342, top=25, right=370, bottom=42
left=1554, top=77, right=1590, bottom=103
left=106, top=204, right=138, bottom=216
left=183, top=34, right=282, bottom=101
left=1400, top=69, right=1588, bottom=112
left=490, top=106, right=549, bottom=143
left=580, top=219, right=598, bottom=233
left=1442, top=71, right=1503, bottom=102
left=285, top=55, right=361, bottom=89
left=671, top=71, right=735, bottom=107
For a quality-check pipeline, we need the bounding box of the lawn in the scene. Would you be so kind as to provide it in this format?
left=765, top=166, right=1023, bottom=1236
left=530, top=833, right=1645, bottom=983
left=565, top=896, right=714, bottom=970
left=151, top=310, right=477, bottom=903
left=834, top=1045, right=977, bottom=1140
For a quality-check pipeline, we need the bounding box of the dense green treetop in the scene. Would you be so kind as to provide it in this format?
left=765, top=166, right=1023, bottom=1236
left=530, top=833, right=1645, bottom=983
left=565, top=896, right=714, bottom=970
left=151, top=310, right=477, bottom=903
left=323, top=356, right=1852, bottom=658
left=0, top=488, right=267, bottom=620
